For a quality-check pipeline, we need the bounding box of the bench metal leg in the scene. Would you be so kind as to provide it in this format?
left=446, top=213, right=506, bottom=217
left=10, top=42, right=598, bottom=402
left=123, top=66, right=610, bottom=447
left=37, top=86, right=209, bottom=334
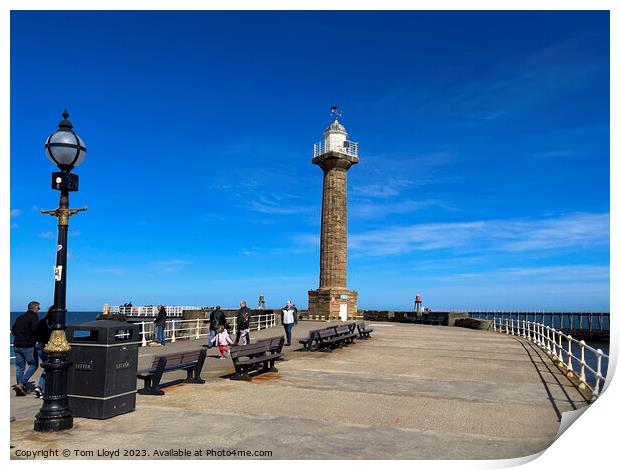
left=138, top=357, right=166, bottom=395
left=138, top=377, right=165, bottom=395
left=263, top=359, right=278, bottom=373
left=185, top=350, right=207, bottom=384
left=230, top=365, right=252, bottom=381
left=231, top=372, right=252, bottom=381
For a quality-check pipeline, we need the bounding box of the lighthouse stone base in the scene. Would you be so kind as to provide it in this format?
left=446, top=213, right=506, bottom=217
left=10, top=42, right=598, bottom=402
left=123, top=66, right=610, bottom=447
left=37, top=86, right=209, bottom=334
left=307, top=288, right=358, bottom=321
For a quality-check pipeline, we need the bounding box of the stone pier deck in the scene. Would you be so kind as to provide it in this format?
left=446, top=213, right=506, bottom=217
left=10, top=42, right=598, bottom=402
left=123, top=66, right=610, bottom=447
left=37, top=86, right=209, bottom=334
left=10, top=321, right=589, bottom=460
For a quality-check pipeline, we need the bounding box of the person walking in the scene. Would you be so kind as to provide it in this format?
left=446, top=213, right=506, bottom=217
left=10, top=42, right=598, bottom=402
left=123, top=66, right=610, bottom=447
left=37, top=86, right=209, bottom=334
left=234, top=300, right=252, bottom=345
left=213, top=325, right=234, bottom=359
left=33, top=307, right=53, bottom=398
left=11, top=301, right=41, bottom=396
left=281, top=300, right=298, bottom=346
left=153, top=305, right=167, bottom=346
left=208, top=306, right=227, bottom=348
left=238, top=309, right=250, bottom=345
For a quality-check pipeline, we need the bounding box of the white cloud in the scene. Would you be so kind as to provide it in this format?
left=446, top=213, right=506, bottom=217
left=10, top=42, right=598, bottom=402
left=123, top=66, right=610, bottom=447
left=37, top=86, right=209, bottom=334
left=434, top=265, right=609, bottom=284
left=245, top=194, right=313, bottom=216
left=348, top=212, right=609, bottom=257
left=39, top=231, right=54, bottom=239
left=351, top=199, right=449, bottom=219
left=94, top=267, right=126, bottom=276
left=10, top=209, right=22, bottom=218
left=240, top=246, right=262, bottom=256
left=351, top=179, right=414, bottom=199
left=151, top=259, right=191, bottom=273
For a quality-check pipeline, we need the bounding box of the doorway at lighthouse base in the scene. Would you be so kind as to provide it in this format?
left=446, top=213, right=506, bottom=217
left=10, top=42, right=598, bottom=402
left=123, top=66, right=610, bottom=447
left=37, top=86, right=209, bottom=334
left=308, top=289, right=358, bottom=321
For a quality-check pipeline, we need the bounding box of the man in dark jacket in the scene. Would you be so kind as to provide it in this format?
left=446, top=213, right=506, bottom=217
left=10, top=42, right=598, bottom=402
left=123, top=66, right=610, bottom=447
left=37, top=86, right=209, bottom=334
left=234, top=300, right=252, bottom=345
left=207, top=306, right=227, bottom=348
left=153, top=305, right=167, bottom=346
left=11, top=301, right=41, bottom=396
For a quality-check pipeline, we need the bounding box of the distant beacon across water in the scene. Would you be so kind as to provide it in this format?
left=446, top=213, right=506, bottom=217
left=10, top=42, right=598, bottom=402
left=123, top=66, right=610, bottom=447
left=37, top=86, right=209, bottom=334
left=308, top=106, right=359, bottom=321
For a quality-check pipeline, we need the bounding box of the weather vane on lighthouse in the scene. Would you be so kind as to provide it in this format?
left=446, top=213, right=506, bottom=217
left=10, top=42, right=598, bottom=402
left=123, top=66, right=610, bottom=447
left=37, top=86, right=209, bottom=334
left=330, top=105, right=342, bottom=120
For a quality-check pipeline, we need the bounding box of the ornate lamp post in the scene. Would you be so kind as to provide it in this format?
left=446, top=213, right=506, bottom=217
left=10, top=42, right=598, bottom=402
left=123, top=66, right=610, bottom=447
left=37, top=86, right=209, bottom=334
left=34, top=110, right=87, bottom=432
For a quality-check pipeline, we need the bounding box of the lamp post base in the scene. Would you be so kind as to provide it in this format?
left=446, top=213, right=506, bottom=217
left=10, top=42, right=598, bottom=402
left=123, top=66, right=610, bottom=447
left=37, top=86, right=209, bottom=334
left=34, top=353, right=73, bottom=432
left=34, top=415, right=73, bottom=432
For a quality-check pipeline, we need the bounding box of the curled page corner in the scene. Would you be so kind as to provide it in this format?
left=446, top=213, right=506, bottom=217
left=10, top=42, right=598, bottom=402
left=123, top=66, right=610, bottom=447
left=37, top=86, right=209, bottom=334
left=555, top=406, right=589, bottom=439
left=491, top=450, right=545, bottom=468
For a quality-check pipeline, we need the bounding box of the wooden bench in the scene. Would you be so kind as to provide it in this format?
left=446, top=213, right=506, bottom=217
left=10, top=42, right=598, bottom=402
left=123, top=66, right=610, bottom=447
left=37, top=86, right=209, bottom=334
left=230, top=336, right=284, bottom=381
left=298, top=329, right=320, bottom=351
left=315, top=326, right=341, bottom=351
left=137, top=349, right=206, bottom=395
left=256, top=335, right=285, bottom=358
left=356, top=321, right=373, bottom=339
left=335, top=324, right=357, bottom=345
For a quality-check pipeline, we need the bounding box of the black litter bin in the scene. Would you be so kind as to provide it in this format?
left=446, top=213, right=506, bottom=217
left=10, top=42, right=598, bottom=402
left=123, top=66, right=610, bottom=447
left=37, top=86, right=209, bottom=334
left=66, top=320, right=140, bottom=419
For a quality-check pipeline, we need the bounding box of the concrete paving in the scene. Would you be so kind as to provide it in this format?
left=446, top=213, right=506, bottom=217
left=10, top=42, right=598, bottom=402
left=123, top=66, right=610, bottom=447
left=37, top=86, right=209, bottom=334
left=9, top=321, right=589, bottom=460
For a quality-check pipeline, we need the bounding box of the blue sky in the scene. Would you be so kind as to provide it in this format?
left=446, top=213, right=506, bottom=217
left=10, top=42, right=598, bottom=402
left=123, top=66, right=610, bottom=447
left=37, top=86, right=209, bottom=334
left=10, top=11, right=609, bottom=311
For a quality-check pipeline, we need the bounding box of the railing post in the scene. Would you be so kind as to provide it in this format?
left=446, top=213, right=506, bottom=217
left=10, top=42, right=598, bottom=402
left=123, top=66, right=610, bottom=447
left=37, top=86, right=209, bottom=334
left=538, top=323, right=544, bottom=347
left=171, top=320, right=176, bottom=343
left=493, top=318, right=497, bottom=331
left=510, top=318, right=515, bottom=335
left=566, top=336, right=574, bottom=375
left=196, top=318, right=201, bottom=339
left=258, top=314, right=262, bottom=331
left=551, top=328, right=557, bottom=360
left=593, top=349, right=603, bottom=398
left=578, top=340, right=587, bottom=390
left=545, top=326, right=552, bottom=355
left=540, top=324, right=545, bottom=348
left=140, top=321, right=147, bottom=347
left=232, top=317, right=237, bottom=335
left=557, top=332, right=564, bottom=367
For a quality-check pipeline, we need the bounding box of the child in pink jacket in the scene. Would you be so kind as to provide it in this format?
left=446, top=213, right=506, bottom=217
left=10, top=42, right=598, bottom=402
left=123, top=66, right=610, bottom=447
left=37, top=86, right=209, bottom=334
left=213, top=325, right=233, bottom=359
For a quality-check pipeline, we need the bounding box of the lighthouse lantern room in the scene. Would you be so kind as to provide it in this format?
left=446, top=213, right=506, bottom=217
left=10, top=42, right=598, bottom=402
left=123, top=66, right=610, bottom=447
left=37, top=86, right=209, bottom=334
left=313, top=106, right=359, bottom=159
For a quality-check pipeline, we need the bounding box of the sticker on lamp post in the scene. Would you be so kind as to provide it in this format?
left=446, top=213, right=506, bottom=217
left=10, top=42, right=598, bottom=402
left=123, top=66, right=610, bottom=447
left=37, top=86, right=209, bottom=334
left=57, top=244, right=63, bottom=252
left=54, top=265, right=63, bottom=282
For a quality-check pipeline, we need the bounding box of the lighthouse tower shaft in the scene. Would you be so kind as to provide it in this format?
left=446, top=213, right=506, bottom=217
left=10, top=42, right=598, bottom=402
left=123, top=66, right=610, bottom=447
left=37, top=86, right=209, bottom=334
left=319, top=159, right=351, bottom=289
left=308, top=115, right=359, bottom=321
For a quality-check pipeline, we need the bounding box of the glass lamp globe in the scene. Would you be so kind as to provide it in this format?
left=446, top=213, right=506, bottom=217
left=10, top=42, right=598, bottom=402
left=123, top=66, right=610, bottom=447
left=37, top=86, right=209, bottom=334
left=44, top=110, right=87, bottom=171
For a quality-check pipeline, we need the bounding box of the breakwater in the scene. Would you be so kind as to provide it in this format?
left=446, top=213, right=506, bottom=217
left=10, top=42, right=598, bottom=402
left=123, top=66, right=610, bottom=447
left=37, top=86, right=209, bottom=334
left=356, top=310, right=609, bottom=342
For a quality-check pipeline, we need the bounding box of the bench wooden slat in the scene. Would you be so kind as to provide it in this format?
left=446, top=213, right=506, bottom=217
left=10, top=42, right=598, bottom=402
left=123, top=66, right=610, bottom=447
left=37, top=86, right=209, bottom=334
left=137, top=349, right=206, bottom=395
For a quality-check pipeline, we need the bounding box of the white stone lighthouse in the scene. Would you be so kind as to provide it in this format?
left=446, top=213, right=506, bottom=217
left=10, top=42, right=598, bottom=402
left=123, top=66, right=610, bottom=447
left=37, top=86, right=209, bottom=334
left=308, top=107, right=359, bottom=321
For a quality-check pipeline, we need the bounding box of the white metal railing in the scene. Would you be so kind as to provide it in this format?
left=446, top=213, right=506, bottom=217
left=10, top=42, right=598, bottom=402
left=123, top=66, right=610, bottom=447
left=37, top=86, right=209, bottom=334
left=313, top=140, right=358, bottom=158
left=493, top=318, right=608, bottom=400
left=137, top=312, right=277, bottom=347
left=10, top=312, right=277, bottom=361
left=103, top=305, right=203, bottom=317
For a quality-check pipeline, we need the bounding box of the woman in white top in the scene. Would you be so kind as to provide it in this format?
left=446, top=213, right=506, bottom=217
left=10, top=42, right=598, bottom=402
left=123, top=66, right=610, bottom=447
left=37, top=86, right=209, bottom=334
left=281, top=300, right=298, bottom=346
